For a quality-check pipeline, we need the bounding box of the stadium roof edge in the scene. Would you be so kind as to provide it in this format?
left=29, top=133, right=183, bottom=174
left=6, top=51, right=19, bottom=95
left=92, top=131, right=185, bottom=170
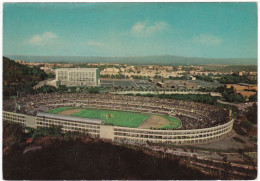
left=36, top=112, right=104, bottom=125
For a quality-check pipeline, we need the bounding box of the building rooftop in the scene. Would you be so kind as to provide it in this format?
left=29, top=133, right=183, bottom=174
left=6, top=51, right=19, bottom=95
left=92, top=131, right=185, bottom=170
left=238, top=83, right=256, bottom=86
left=36, top=112, right=104, bottom=125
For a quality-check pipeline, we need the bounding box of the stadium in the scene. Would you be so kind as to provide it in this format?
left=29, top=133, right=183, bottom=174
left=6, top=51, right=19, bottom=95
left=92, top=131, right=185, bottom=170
left=3, top=93, right=234, bottom=145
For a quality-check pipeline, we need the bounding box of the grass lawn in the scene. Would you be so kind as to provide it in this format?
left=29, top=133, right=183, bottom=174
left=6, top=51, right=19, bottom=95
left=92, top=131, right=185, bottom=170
left=72, top=109, right=150, bottom=128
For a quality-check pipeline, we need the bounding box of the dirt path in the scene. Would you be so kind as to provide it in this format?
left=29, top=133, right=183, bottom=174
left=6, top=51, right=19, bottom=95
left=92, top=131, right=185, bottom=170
left=58, top=109, right=83, bottom=116
left=138, top=115, right=169, bottom=129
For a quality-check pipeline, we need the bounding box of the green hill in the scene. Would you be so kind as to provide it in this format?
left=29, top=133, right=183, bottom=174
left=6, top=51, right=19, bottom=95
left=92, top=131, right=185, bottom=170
left=3, top=56, right=48, bottom=98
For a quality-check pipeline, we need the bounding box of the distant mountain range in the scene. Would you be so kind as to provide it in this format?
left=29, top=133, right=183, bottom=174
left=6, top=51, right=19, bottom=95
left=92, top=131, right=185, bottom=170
left=5, top=55, right=257, bottom=65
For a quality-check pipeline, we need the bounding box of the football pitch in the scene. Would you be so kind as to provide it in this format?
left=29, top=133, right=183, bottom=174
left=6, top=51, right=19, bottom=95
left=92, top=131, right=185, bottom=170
left=47, top=107, right=181, bottom=129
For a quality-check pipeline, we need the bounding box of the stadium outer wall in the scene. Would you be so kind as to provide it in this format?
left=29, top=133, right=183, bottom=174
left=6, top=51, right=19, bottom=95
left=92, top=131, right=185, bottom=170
left=3, top=111, right=234, bottom=145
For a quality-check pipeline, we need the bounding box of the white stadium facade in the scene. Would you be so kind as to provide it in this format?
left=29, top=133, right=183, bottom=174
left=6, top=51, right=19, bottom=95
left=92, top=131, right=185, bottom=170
left=3, top=93, right=234, bottom=145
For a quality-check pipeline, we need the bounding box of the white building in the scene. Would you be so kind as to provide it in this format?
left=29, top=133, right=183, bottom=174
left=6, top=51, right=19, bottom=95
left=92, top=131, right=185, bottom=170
left=56, top=68, right=100, bottom=87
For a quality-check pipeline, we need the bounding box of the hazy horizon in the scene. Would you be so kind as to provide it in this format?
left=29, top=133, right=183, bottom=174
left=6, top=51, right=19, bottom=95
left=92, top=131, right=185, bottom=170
left=3, top=53, right=258, bottom=59
left=5, top=54, right=257, bottom=65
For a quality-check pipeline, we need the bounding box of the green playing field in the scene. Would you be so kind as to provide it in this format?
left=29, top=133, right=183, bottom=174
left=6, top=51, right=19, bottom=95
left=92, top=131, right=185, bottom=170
left=47, top=107, right=181, bottom=129
left=72, top=109, right=150, bottom=128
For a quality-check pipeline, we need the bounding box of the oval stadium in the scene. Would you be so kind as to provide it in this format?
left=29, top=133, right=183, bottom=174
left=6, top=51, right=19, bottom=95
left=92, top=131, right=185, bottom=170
left=3, top=93, right=234, bottom=145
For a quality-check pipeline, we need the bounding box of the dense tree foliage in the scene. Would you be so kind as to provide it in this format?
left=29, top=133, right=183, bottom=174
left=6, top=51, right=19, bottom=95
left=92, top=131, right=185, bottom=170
left=216, top=86, right=245, bottom=103
left=3, top=122, right=25, bottom=153
left=3, top=57, right=48, bottom=98
left=36, top=85, right=57, bottom=93
left=218, top=74, right=256, bottom=84
left=88, top=87, right=100, bottom=94
left=249, top=94, right=257, bottom=102
left=222, top=93, right=245, bottom=103
left=131, top=75, right=149, bottom=79
left=245, top=103, right=257, bottom=124
left=195, top=75, right=214, bottom=82
left=31, top=126, right=63, bottom=139
left=240, top=120, right=254, bottom=132
left=168, top=75, right=188, bottom=80
left=63, top=131, right=86, bottom=141
left=47, top=73, right=55, bottom=78
left=3, top=141, right=214, bottom=180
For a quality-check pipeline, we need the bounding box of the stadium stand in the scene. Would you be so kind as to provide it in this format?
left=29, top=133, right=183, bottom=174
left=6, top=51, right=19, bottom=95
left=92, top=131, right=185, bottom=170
left=3, top=93, right=233, bottom=145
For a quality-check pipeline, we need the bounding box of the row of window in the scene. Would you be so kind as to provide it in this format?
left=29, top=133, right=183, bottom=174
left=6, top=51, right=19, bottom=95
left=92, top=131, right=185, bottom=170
left=4, top=117, right=26, bottom=123
left=69, top=78, right=95, bottom=82
left=114, top=125, right=232, bottom=136
left=69, top=72, right=95, bottom=76
left=3, top=116, right=26, bottom=123
left=115, top=133, right=228, bottom=144
left=37, top=124, right=99, bottom=133
left=36, top=120, right=99, bottom=129
left=3, top=113, right=25, bottom=119
left=114, top=128, right=231, bottom=140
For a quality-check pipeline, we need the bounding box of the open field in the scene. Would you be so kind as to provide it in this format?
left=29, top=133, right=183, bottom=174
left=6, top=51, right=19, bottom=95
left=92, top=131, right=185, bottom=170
left=47, top=107, right=181, bottom=129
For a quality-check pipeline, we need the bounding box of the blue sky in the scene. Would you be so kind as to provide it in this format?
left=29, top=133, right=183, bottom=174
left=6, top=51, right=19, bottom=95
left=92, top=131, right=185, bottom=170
left=3, top=3, right=257, bottom=58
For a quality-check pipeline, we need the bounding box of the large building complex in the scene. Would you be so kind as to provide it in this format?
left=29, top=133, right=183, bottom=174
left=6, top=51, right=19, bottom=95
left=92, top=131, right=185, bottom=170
left=3, top=93, right=234, bottom=145
left=3, top=111, right=233, bottom=145
left=56, top=68, right=100, bottom=87
left=225, top=83, right=257, bottom=100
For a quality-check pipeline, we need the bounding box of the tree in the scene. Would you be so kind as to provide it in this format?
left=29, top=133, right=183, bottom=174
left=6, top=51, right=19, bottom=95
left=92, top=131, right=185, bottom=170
left=249, top=94, right=257, bottom=102
left=246, top=103, right=257, bottom=124
left=64, top=131, right=85, bottom=141
left=58, top=85, right=68, bottom=92
left=47, top=73, right=55, bottom=78
left=3, top=57, right=48, bottom=98
left=32, top=126, right=62, bottom=139
left=88, top=87, right=100, bottom=94
left=37, top=85, right=57, bottom=93
left=240, top=120, right=253, bottom=132
left=3, top=122, right=24, bottom=151
left=222, top=87, right=245, bottom=103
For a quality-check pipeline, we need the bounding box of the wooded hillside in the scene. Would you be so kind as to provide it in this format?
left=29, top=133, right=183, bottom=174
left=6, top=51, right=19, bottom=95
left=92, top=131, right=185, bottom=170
left=3, top=57, right=48, bottom=98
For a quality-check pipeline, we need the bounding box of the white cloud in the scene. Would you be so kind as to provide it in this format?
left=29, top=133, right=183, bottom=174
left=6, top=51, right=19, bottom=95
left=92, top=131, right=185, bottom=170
left=192, top=33, right=222, bottom=45
left=84, top=40, right=105, bottom=46
left=131, top=21, right=168, bottom=37
left=28, top=32, right=57, bottom=45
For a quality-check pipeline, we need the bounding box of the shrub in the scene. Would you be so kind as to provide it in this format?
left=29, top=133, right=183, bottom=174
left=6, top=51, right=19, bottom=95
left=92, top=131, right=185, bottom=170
left=240, top=120, right=253, bottom=132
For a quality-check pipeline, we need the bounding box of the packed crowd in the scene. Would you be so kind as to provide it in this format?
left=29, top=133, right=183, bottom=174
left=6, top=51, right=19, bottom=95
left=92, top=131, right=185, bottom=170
left=3, top=93, right=230, bottom=130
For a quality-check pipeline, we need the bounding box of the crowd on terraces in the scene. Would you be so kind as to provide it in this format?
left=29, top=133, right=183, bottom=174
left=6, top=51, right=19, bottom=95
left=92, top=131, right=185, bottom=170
left=3, top=93, right=230, bottom=130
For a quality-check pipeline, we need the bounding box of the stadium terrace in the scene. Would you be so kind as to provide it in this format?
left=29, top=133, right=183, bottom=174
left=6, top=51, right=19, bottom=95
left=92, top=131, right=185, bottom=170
left=3, top=93, right=234, bottom=145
